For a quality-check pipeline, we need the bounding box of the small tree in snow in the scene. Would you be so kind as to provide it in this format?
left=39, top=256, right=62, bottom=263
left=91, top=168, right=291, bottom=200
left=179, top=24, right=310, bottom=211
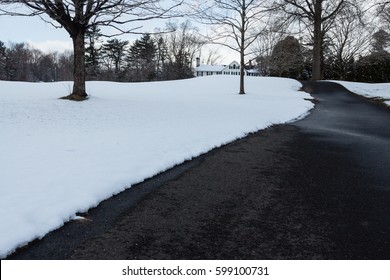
left=193, top=0, right=272, bottom=95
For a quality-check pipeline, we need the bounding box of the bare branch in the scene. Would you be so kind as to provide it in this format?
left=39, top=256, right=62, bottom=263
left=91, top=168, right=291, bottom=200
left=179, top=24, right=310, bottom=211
left=188, top=0, right=273, bottom=94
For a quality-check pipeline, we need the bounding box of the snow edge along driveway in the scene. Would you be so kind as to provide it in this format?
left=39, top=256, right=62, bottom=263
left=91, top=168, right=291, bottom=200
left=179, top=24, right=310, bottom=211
left=332, top=80, right=390, bottom=107
left=0, top=76, right=314, bottom=258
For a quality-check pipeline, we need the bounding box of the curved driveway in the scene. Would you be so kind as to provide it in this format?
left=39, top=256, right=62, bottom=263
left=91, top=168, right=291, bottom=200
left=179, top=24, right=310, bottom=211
left=8, top=81, right=390, bottom=259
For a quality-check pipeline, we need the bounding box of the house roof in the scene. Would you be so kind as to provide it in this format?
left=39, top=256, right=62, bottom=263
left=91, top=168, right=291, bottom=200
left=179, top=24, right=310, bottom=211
left=247, top=69, right=259, bottom=73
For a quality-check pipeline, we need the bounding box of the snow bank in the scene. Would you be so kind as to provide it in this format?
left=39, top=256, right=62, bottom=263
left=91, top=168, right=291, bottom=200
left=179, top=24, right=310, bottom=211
left=0, top=76, right=313, bottom=258
left=333, top=80, right=390, bottom=106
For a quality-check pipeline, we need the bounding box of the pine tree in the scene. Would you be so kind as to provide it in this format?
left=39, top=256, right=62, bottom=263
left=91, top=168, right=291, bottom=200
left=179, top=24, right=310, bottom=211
left=128, top=34, right=157, bottom=81
left=372, top=29, right=390, bottom=53
left=155, top=37, right=169, bottom=80
left=85, top=26, right=102, bottom=80
left=102, top=38, right=129, bottom=81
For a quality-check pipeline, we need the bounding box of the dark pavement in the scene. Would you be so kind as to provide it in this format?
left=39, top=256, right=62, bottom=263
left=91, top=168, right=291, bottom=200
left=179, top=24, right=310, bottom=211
left=7, top=81, right=390, bottom=260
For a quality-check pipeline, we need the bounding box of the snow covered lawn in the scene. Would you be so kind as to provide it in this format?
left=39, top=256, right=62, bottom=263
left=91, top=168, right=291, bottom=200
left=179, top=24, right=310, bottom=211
left=333, top=80, right=390, bottom=107
left=0, top=76, right=313, bottom=258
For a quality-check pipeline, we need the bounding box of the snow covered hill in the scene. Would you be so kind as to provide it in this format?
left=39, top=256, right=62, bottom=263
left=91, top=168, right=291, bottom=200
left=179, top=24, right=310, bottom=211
left=0, top=76, right=314, bottom=258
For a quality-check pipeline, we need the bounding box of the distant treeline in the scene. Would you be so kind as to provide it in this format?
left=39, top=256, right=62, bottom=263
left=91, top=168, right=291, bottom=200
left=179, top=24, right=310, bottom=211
left=0, top=22, right=203, bottom=83
left=258, top=29, right=390, bottom=83
left=1, top=26, right=390, bottom=83
left=0, top=40, right=73, bottom=82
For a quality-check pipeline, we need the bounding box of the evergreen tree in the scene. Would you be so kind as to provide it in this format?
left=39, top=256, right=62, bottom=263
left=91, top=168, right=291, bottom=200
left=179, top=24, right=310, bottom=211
left=101, top=38, right=129, bottom=81
left=37, top=54, right=56, bottom=82
left=128, top=34, right=157, bottom=81
left=169, top=49, right=193, bottom=79
left=129, top=34, right=157, bottom=63
left=355, top=52, right=390, bottom=82
left=155, top=37, right=169, bottom=80
left=372, top=29, right=390, bottom=53
left=85, top=26, right=102, bottom=80
left=5, top=43, right=32, bottom=81
left=269, top=36, right=304, bottom=79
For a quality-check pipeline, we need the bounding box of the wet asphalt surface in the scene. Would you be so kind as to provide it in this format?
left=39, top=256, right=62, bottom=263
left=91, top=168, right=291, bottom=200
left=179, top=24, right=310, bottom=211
left=7, top=81, right=390, bottom=260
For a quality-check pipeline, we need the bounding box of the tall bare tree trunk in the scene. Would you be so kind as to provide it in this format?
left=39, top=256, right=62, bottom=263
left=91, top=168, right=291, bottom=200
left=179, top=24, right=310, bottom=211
left=239, top=1, right=246, bottom=95
left=239, top=47, right=245, bottom=95
left=312, top=1, right=322, bottom=81
left=72, top=30, right=87, bottom=100
left=62, top=30, right=87, bottom=101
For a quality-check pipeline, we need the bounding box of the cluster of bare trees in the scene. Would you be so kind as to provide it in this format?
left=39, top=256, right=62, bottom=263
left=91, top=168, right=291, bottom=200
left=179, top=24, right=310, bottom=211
left=251, top=0, right=390, bottom=82
left=189, top=0, right=390, bottom=92
left=0, top=41, right=73, bottom=82
left=0, top=21, right=204, bottom=83
left=1, top=0, right=390, bottom=98
left=84, top=21, right=203, bottom=82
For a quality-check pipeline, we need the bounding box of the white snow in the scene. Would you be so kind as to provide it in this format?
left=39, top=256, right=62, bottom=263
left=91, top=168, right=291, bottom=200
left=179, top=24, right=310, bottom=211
left=333, top=80, right=390, bottom=106
left=0, top=76, right=313, bottom=258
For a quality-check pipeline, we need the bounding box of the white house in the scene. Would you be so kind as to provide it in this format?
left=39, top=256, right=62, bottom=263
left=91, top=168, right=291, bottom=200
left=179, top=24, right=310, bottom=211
left=195, top=60, right=260, bottom=77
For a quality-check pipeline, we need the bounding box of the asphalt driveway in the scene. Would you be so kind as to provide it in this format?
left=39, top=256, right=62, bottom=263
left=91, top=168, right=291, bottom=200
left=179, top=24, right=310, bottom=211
left=8, top=81, right=390, bottom=260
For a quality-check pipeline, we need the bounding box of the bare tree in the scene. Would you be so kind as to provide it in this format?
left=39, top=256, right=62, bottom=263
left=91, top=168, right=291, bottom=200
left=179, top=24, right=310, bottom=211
left=277, top=0, right=349, bottom=80
left=252, top=16, right=291, bottom=76
left=156, top=20, right=205, bottom=79
left=203, top=47, right=223, bottom=65
left=0, top=0, right=182, bottom=100
left=56, top=50, right=74, bottom=81
left=164, top=21, right=205, bottom=68
left=377, top=1, right=390, bottom=28
left=193, top=0, right=272, bottom=95
left=327, top=3, right=372, bottom=80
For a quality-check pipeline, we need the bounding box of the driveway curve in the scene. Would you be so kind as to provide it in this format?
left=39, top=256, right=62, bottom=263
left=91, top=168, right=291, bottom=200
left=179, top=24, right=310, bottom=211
left=8, top=81, right=390, bottom=260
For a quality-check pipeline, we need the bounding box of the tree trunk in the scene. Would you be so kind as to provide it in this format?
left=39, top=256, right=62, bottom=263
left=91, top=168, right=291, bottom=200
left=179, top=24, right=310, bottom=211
left=312, top=1, right=322, bottom=81
left=62, top=30, right=88, bottom=101
left=239, top=2, right=246, bottom=95
left=239, top=48, right=245, bottom=95
left=312, top=25, right=322, bottom=80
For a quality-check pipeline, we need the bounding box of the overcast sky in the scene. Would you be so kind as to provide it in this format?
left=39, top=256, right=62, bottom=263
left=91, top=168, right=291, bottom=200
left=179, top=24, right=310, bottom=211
left=0, top=13, right=170, bottom=50
left=0, top=3, right=240, bottom=64
left=0, top=13, right=73, bottom=51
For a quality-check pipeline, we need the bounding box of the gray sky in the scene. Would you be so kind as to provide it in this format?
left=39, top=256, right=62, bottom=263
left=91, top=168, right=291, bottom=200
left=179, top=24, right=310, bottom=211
left=0, top=11, right=76, bottom=53
left=0, top=3, right=239, bottom=63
